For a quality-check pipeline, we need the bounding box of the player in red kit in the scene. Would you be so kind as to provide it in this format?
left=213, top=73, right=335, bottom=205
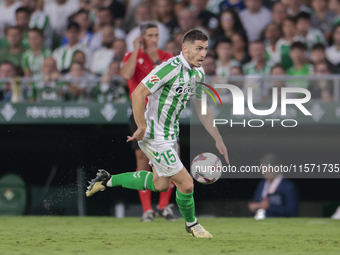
left=121, top=22, right=177, bottom=222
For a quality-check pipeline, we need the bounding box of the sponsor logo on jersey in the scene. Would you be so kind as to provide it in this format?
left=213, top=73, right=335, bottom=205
left=150, top=75, right=160, bottom=84
left=175, top=86, right=195, bottom=94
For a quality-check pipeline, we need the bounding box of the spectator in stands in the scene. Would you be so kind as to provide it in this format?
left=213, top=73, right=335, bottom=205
left=276, top=17, right=297, bottom=70
left=311, top=0, right=336, bottom=41
left=44, top=0, right=79, bottom=42
left=90, top=25, right=115, bottom=75
left=20, top=0, right=53, bottom=49
left=63, top=61, right=94, bottom=101
left=272, top=3, right=287, bottom=28
left=0, top=61, right=15, bottom=102
left=72, top=50, right=87, bottom=69
left=329, top=0, right=340, bottom=26
left=78, top=0, right=99, bottom=24
left=264, top=23, right=281, bottom=64
left=231, top=32, right=251, bottom=65
left=189, top=0, right=219, bottom=35
left=96, top=7, right=126, bottom=39
left=15, top=7, right=31, bottom=49
left=174, top=8, right=197, bottom=34
left=22, top=28, right=51, bottom=77
left=239, top=0, right=272, bottom=42
left=173, top=31, right=186, bottom=48
left=202, top=54, right=217, bottom=76
left=0, top=0, right=22, bottom=36
left=215, top=38, right=239, bottom=78
left=165, top=40, right=181, bottom=57
left=28, top=57, right=62, bottom=102
left=53, top=22, right=90, bottom=72
left=286, top=0, right=311, bottom=17
left=310, top=43, right=328, bottom=66
left=61, top=10, right=93, bottom=48
left=326, top=24, right=340, bottom=71
left=84, top=0, right=125, bottom=29
left=40, top=58, right=61, bottom=83
left=125, top=4, right=170, bottom=52
left=112, top=39, right=127, bottom=62
left=286, top=42, right=313, bottom=92
left=213, top=8, right=247, bottom=47
left=230, top=65, right=243, bottom=87
left=202, top=54, right=219, bottom=90
left=267, top=64, right=286, bottom=101
left=295, top=12, right=326, bottom=51
left=243, top=40, right=275, bottom=75
left=105, top=0, right=126, bottom=28
left=219, top=0, right=246, bottom=13
left=309, top=61, right=334, bottom=102
left=154, top=0, right=178, bottom=36
left=96, top=60, right=127, bottom=103
left=248, top=153, right=299, bottom=218
left=0, top=26, right=26, bottom=67
left=90, top=7, right=126, bottom=52
left=219, top=65, right=244, bottom=103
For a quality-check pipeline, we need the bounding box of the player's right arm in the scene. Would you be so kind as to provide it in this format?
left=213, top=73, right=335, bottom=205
left=126, top=82, right=151, bottom=142
left=120, top=36, right=142, bottom=80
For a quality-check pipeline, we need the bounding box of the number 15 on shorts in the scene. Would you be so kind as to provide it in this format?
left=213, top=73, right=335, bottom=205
left=153, top=150, right=177, bottom=165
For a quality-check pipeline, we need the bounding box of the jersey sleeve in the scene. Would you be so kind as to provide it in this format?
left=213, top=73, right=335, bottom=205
left=122, top=52, right=132, bottom=64
left=141, top=61, right=177, bottom=94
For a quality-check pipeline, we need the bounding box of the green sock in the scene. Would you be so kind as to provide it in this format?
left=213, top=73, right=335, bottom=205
left=176, top=190, right=196, bottom=222
left=109, top=171, right=157, bottom=192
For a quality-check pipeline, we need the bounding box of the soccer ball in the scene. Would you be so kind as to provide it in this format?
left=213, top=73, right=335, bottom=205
left=191, top=153, right=222, bottom=184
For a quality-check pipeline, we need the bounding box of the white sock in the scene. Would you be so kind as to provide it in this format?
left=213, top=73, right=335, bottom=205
left=186, top=218, right=197, bottom=227
left=106, top=177, right=113, bottom=187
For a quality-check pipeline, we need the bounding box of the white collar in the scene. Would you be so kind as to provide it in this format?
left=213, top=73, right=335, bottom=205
left=66, top=43, right=81, bottom=51
left=179, top=51, right=194, bottom=70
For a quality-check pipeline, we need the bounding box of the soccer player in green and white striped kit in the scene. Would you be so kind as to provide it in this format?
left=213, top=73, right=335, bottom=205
left=86, top=29, right=229, bottom=238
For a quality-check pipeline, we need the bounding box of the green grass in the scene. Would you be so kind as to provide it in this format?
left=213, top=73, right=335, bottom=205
left=0, top=217, right=339, bottom=255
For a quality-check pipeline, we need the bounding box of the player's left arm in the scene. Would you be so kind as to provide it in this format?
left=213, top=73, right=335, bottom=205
left=193, top=99, right=230, bottom=164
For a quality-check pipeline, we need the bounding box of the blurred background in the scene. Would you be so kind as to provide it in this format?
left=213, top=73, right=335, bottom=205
left=0, top=0, right=340, bottom=219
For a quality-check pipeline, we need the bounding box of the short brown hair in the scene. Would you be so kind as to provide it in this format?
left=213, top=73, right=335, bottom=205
left=182, top=29, right=208, bottom=44
left=28, top=28, right=44, bottom=37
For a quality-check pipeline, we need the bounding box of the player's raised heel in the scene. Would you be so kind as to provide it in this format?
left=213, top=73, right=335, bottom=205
left=185, top=222, right=213, bottom=238
left=86, top=169, right=111, bottom=197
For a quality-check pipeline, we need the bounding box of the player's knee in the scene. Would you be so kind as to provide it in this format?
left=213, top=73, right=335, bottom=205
left=182, top=182, right=194, bottom=193
left=154, top=182, right=170, bottom=192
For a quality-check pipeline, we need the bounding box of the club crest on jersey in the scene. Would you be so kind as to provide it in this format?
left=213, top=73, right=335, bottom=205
left=138, top=58, right=144, bottom=64
left=150, top=75, right=160, bottom=84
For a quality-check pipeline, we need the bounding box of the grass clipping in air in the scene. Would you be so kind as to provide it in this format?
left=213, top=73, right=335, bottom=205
left=0, top=217, right=339, bottom=255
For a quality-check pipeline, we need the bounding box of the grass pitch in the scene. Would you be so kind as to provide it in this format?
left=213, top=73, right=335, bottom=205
left=0, top=217, right=339, bottom=255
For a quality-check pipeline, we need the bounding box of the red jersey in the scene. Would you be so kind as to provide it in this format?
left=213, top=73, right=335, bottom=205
left=122, top=49, right=173, bottom=101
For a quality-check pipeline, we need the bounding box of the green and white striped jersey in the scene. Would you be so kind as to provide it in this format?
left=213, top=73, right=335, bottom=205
left=294, top=28, right=325, bottom=50
left=29, top=10, right=53, bottom=49
left=21, top=49, right=51, bottom=75
left=243, top=60, right=275, bottom=76
left=141, top=52, right=204, bottom=141
left=52, top=43, right=89, bottom=71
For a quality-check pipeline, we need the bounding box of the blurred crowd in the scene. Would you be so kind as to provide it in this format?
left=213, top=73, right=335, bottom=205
left=0, top=0, right=339, bottom=103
